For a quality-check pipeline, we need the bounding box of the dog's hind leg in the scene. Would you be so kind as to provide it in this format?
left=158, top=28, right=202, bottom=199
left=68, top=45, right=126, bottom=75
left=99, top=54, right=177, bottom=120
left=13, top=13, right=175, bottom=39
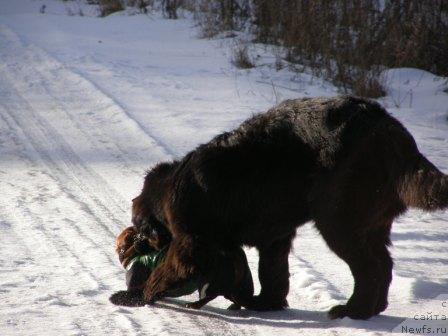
left=144, top=235, right=214, bottom=304
left=227, top=249, right=254, bottom=310
left=367, top=223, right=393, bottom=315
left=317, top=223, right=382, bottom=320
left=250, top=232, right=295, bottom=311
left=143, top=236, right=197, bottom=303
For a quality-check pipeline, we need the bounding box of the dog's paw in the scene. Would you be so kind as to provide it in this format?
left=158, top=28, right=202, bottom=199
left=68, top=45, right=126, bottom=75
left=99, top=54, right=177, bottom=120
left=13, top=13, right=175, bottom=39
left=246, top=295, right=288, bottom=311
left=328, top=305, right=348, bottom=319
left=109, top=290, right=145, bottom=307
left=185, top=302, right=202, bottom=310
left=328, top=304, right=375, bottom=320
left=374, top=299, right=388, bottom=315
left=227, top=303, right=241, bottom=310
left=185, top=301, right=203, bottom=310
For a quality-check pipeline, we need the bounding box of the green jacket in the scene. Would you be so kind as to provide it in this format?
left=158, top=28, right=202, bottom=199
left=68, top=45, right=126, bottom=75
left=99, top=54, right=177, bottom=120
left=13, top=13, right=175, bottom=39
left=126, top=246, right=197, bottom=298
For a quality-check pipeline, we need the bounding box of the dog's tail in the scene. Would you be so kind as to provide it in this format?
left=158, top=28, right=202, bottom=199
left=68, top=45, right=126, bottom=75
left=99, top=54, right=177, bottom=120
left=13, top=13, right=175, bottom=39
left=399, top=153, right=448, bottom=211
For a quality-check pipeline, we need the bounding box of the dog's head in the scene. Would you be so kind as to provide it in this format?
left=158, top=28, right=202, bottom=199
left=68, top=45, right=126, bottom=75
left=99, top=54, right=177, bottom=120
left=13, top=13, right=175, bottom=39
left=134, top=219, right=172, bottom=252
left=132, top=162, right=175, bottom=226
left=131, top=161, right=177, bottom=240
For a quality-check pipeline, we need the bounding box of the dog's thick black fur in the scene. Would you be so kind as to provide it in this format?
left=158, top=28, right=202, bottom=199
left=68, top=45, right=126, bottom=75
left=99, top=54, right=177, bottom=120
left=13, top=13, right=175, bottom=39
left=132, top=96, right=448, bottom=319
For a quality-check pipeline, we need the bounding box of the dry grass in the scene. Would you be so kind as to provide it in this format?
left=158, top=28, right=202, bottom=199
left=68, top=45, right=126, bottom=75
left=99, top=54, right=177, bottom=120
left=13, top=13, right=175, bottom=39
left=352, top=71, right=387, bottom=98
left=190, top=0, right=448, bottom=98
left=98, top=0, right=124, bottom=16
left=231, top=42, right=254, bottom=69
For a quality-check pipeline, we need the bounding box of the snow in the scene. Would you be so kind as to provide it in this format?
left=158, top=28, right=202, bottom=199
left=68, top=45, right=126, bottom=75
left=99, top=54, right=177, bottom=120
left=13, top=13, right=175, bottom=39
left=1, top=1, right=447, bottom=335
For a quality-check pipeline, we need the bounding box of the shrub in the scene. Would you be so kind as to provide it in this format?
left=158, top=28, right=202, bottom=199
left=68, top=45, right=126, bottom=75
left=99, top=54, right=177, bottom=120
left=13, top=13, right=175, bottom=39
left=98, top=0, right=124, bottom=16
left=351, top=70, right=386, bottom=98
left=191, top=0, right=448, bottom=98
left=194, top=0, right=250, bottom=38
left=231, top=41, right=254, bottom=69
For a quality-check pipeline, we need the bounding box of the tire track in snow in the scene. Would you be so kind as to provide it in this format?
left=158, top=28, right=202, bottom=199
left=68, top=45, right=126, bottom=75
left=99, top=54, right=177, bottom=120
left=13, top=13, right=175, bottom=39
left=0, top=24, right=170, bottom=198
left=64, top=65, right=178, bottom=159
left=0, top=80, right=123, bottom=236
left=27, top=44, right=174, bottom=175
left=0, top=25, right=258, bottom=336
left=0, top=27, right=146, bottom=336
left=0, top=26, right=193, bottom=335
left=0, top=103, right=140, bottom=336
left=1, top=24, right=175, bottom=162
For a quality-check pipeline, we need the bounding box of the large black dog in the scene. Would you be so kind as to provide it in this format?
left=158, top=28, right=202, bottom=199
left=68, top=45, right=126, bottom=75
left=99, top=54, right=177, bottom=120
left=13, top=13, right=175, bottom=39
left=132, top=96, right=448, bottom=319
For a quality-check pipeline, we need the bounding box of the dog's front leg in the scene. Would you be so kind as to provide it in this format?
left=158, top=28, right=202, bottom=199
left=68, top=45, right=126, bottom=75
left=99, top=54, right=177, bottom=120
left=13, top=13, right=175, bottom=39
left=143, top=264, right=173, bottom=304
left=143, top=237, right=198, bottom=304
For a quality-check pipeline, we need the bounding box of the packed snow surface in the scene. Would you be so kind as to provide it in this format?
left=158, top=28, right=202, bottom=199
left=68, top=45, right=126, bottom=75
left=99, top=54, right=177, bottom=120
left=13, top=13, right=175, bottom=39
left=1, top=1, right=447, bottom=335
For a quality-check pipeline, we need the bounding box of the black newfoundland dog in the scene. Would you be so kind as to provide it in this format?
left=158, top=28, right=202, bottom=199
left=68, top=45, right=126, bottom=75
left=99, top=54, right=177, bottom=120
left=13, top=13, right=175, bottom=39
left=132, top=95, right=448, bottom=319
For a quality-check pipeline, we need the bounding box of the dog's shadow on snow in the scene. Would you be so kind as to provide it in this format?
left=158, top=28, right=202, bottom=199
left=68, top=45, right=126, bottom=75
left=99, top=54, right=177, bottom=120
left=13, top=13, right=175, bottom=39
left=154, top=298, right=406, bottom=332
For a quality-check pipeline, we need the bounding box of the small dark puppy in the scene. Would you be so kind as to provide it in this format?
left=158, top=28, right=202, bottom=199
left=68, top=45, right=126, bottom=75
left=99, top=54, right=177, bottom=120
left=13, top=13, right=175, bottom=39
left=112, top=225, right=254, bottom=309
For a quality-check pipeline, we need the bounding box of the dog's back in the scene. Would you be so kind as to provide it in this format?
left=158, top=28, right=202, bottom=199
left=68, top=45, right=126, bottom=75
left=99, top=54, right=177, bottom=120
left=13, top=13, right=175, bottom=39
left=173, top=96, right=448, bottom=230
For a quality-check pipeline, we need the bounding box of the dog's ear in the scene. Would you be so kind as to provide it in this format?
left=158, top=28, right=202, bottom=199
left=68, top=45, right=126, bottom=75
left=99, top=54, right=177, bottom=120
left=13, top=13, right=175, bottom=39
left=116, top=227, right=136, bottom=251
left=116, top=227, right=139, bottom=267
left=131, top=196, right=146, bottom=228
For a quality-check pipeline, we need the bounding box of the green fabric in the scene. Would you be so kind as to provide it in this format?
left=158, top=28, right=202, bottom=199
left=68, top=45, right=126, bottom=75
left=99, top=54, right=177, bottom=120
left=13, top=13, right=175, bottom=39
left=126, top=246, right=197, bottom=298
left=126, top=246, right=167, bottom=272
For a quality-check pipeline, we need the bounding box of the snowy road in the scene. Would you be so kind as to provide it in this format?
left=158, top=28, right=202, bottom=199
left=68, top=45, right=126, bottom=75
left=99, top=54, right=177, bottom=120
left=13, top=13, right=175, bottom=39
left=1, top=1, right=448, bottom=335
